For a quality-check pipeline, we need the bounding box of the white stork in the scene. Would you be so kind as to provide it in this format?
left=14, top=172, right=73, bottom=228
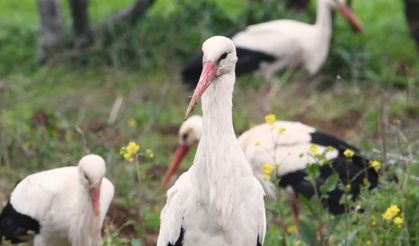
left=161, top=116, right=379, bottom=217
left=0, top=154, right=115, bottom=245
left=157, top=36, right=266, bottom=246
left=182, top=0, right=363, bottom=88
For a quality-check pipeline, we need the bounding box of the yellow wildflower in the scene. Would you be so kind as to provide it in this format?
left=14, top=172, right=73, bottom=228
left=278, top=127, right=287, bottom=134
left=370, top=160, right=381, bottom=172
left=363, top=178, right=369, bottom=186
left=255, top=140, right=261, bottom=146
left=120, top=141, right=140, bottom=162
left=382, top=204, right=400, bottom=221
left=393, top=216, right=404, bottom=229
left=128, top=118, right=137, bottom=128
left=287, top=225, right=297, bottom=234
left=261, top=163, right=275, bottom=176
left=265, top=114, right=276, bottom=125
left=145, top=148, right=154, bottom=159
left=309, top=144, right=320, bottom=155
left=343, top=149, right=355, bottom=158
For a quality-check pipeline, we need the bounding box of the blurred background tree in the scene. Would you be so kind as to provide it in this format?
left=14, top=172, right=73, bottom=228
left=36, top=0, right=154, bottom=62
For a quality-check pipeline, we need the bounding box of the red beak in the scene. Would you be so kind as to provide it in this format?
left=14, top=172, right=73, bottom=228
left=337, top=3, right=363, bottom=32
left=184, top=62, right=217, bottom=120
left=90, top=186, right=101, bottom=217
left=161, top=144, right=190, bottom=188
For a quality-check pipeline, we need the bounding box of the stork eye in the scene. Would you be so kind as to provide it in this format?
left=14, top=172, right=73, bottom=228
left=84, top=174, right=89, bottom=181
left=182, top=133, right=188, bottom=142
left=218, top=52, right=228, bottom=63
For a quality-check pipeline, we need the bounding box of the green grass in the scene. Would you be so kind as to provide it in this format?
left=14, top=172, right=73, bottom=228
left=0, top=0, right=418, bottom=245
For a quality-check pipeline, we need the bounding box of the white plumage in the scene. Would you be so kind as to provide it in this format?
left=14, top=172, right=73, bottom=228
left=182, top=0, right=363, bottom=87
left=0, top=154, right=114, bottom=246
left=158, top=36, right=266, bottom=246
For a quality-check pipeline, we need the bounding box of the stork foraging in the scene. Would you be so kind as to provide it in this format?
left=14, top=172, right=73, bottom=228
left=0, top=154, right=115, bottom=245
left=162, top=115, right=379, bottom=216
left=182, top=0, right=363, bottom=88
left=157, top=36, right=266, bottom=246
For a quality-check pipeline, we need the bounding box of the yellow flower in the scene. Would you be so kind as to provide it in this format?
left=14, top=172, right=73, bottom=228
left=145, top=148, right=154, bottom=159
left=128, top=118, right=137, bottom=128
left=120, top=141, right=140, bottom=162
left=309, top=144, right=320, bottom=155
left=370, top=160, right=381, bottom=172
left=363, top=178, right=369, bottom=186
left=278, top=127, right=287, bottom=134
left=287, top=225, right=297, bottom=234
left=343, top=149, right=355, bottom=158
left=382, top=204, right=401, bottom=221
left=255, top=140, right=261, bottom=146
left=393, top=216, right=404, bottom=229
left=261, top=163, right=275, bottom=176
left=265, top=114, right=276, bottom=125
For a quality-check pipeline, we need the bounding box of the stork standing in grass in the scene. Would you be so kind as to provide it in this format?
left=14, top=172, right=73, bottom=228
left=182, top=0, right=363, bottom=88
left=0, top=154, right=114, bottom=246
left=157, top=36, right=266, bottom=246
left=162, top=116, right=379, bottom=220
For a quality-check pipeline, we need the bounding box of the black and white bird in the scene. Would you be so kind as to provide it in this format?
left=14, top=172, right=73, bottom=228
left=157, top=36, right=266, bottom=246
left=162, top=115, right=379, bottom=217
left=0, top=154, right=115, bottom=245
left=182, top=0, right=363, bottom=88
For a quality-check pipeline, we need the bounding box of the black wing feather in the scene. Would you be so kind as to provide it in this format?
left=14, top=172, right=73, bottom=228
left=0, top=201, right=40, bottom=244
left=278, top=131, right=379, bottom=214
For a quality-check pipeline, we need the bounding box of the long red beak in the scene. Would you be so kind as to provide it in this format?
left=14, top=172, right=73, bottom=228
left=161, top=144, right=190, bottom=188
left=337, top=3, right=363, bottom=32
left=184, top=62, right=217, bottom=120
left=90, top=186, right=101, bottom=217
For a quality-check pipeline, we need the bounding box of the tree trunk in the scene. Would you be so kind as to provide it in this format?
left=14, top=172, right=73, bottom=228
left=68, top=0, right=92, bottom=49
left=403, top=0, right=419, bottom=48
left=36, top=0, right=65, bottom=62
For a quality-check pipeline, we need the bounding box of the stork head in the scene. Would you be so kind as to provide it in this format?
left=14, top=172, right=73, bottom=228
left=185, top=36, right=237, bottom=119
left=161, top=115, right=203, bottom=188
left=78, top=154, right=106, bottom=217
left=323, top=0, right=363, bottom=32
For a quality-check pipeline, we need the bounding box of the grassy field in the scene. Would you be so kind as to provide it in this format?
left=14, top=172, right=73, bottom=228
left=0, top=0, right=418, bottom=245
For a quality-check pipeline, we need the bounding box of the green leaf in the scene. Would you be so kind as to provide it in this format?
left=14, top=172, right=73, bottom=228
left=321, top=174, right=339, bottom=193
left=305, top=164, right=320, bottom=180
left=299, top=220, right=319, bottom=246
left=298, top=195, right=317, bottom=215
left=324, top=215, right=343, bottom=238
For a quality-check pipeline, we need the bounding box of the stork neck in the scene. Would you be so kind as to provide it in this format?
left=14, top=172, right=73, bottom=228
left=315, top=0, right=333, bottom=36
left=200, top=73, right=236, bottom=139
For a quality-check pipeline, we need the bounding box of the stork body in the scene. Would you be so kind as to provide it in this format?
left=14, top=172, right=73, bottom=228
left=158, top=37, right=266, bottom=246
left=162, top=116, right=379, bottom=215
left=0, top=154, right=114, bottom=245
left=182, top=0, right=363, bottom=88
